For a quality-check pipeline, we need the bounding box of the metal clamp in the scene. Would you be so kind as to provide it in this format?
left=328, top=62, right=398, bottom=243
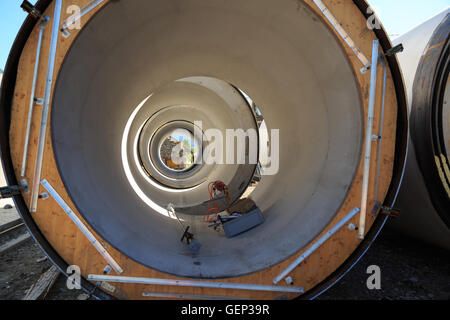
left=0, top=180, right=29, bottom=199
left=384, top=44, right=404, bottom=57
left=20, top=0, right=42, bottom=19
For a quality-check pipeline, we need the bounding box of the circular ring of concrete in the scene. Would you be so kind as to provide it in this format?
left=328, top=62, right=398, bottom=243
left=51, top=0, right=363, bottom=278
left=123, top=77, right=258, bottom=216
left=140, top=118, right=206, bottom=188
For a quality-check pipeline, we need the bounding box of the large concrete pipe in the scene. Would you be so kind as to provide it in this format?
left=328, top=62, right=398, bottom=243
left=0, top=0, right=407, bottom=299
left=393, top=9, right=450, bottom=250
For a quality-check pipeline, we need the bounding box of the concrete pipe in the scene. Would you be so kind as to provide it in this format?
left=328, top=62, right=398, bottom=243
left=393, top=9, right=450, bottom=250
left=0, top=0, right=407, bottom=299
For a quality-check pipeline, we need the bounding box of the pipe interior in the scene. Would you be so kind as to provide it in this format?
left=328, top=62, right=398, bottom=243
left=52, top=0, right=363, bottom=278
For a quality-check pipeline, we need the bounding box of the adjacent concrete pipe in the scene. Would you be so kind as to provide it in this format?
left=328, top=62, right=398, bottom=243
left=393, top=8, right=450, bottom=250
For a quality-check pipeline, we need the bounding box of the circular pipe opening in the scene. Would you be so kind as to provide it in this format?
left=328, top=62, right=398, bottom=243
left=52, top=0, right=363, bottom=278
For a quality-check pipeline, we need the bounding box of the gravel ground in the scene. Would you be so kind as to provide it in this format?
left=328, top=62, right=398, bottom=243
left=319, top=220, right=450, bottom=300
left=0, top=216, right=449, bottom=300
left=0, top=208, right=19, bottom=225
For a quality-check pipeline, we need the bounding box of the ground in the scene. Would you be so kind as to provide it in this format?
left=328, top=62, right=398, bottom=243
left=320, top=219, right=450, bottom=300
left=0, top=208, right=449, bottom=300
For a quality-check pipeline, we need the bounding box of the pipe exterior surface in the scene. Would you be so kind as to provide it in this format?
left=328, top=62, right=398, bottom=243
left=393, top=9, right=450, bottom=250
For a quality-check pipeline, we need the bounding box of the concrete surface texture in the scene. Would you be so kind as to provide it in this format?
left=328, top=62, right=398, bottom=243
left=51, top=0, right=362, bottom=279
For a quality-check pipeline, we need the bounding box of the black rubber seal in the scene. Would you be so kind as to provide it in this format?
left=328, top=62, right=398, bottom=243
left=0, top=0, right=408, bottom=300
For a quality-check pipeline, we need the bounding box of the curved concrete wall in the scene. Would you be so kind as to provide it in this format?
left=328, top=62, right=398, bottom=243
left=393, top=8, right=450, bottom=250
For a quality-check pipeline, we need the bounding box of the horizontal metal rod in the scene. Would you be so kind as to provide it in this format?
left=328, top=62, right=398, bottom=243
left=41, top=179, right=123, bottom=274
left=273, top=207, right=360, bottom=284
left=142, top=291, right=250, bottom=300
left=88, top=275, right=304, bottom=293
left=313, top=0, right=370, bottom=71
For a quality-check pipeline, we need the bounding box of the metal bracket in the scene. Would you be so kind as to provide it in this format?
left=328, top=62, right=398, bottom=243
left=371, top=201, right=382, bottom=215
left=0, top=180, right=29, bottom=199
left=380, top=206, right=401, bottom=218
left=33, top=97, right=44, bottom=106
left=20, top=0, right=42, bottom=19
left=0, top=186, right=22, bottom=199
left=384, top=44, right=404, bottom=57
left=38, top=15, right=50, bottom=28
left=38, top=192, right=49, bottom=200
left=372, top=134, right=381, bottom=141
left=103, top=265, right=112, bottom=275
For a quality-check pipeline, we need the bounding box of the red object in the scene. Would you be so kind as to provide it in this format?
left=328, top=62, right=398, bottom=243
left=204, top=181, right=230, bottom=222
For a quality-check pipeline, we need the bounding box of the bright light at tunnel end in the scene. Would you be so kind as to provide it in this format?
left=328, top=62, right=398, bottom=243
left=165, top=120, right=280, bottom=176
left=121, top=95, right=280, bottom=217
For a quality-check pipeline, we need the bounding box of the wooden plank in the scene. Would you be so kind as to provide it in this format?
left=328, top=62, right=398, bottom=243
left=0, top=233, right=31, bottom=255
left=23, top=265, right=60, bottom=300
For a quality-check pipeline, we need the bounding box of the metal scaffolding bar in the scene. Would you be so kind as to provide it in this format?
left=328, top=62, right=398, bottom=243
left=88, top=275, right=304, bottom=293
left=273, top=207, right=360, bottom=284
left=30, top=0, right=63, bottom=212
left=21, top=16, right=49, bottom=177
left=359, top=40, right=380, bottom=239
left=41, top=179, right=123, bottom=274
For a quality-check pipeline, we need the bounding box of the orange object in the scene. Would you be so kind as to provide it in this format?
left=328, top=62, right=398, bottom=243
left=204, top=181, right=230, bottom=222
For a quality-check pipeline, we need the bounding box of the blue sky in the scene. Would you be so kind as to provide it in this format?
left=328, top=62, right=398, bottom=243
left=0, top=0, right=449, bottom=70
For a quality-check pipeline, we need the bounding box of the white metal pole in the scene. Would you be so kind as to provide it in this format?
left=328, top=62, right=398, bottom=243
left=30, top=0, right=63, bottom=212
left=273, top=207, right=360, bottom=284
left=21, top=17, right=49, bottom=177
left=88, top=275, right=304, bottom=293
left=359, top=40, right=380, bottom=239
left=41, top=179, right=123, bottom=274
